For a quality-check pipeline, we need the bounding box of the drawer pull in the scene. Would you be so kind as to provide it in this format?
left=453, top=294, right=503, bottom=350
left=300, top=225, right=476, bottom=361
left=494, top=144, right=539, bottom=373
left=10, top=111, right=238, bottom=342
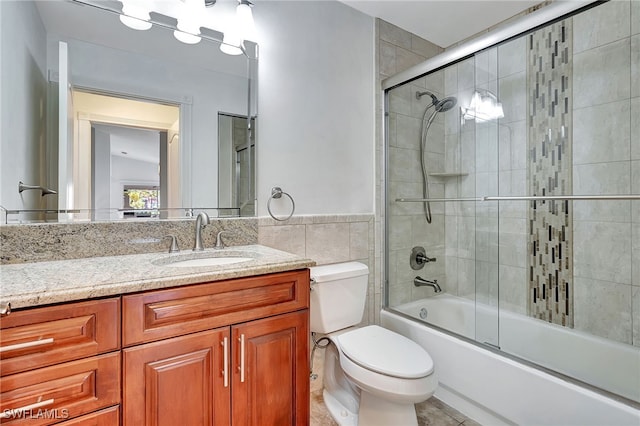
left=0, top=302, right=10, bottom=316
left=0, top=398, right=55, bottom=419
left=239, top=334, right=245, bottom=383
left=222, top=337, right=229, bottom=388
left=0, top=337, right=54, bottom=354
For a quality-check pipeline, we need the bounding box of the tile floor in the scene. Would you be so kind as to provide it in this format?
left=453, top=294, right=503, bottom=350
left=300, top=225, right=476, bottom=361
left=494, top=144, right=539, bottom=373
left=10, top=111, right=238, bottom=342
left=310, top=390, right=482, bottom=426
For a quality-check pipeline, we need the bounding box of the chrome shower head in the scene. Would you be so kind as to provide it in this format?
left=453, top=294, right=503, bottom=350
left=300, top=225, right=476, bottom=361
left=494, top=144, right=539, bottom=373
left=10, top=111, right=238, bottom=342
left=417, top=91, right=457, bottom=113
left=434, top=96, right=457, bottom=112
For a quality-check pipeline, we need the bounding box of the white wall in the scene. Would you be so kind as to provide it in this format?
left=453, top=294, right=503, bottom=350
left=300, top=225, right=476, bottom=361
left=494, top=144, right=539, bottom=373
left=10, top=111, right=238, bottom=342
left=255, top=1, right=375, bottom=216
left=0, top=1, right=47, bottom=211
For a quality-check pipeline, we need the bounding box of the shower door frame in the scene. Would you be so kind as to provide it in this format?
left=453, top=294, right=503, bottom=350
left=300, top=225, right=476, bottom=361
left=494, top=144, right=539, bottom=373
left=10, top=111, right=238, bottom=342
left=382, top=0, right=596, bottom=310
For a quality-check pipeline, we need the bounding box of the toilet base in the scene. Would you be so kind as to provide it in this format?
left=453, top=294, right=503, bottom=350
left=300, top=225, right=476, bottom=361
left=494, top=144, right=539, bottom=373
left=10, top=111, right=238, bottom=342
left=323, top=389, right=358, bottom=426
left=358, top=391, right=418, bottom=426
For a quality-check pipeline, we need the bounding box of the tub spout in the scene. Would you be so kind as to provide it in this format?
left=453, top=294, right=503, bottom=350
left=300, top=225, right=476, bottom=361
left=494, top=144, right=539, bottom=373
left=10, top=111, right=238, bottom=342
left=414, top=276, right=442, bottom=293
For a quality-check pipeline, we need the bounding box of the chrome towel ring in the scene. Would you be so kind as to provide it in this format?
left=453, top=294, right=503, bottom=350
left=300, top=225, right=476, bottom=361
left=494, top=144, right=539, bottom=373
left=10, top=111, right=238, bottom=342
left=267, top=187, right=295, bottom=221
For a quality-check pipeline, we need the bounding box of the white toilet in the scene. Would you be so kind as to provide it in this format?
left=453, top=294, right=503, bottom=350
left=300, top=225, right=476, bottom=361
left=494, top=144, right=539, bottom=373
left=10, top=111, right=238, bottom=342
left=310, top=262, right=437, bottom=426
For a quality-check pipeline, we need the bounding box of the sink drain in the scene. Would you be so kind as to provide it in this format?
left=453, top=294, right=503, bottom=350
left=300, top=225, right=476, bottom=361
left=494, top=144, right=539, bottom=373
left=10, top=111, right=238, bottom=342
left=419, top=308, right=428, bottom=319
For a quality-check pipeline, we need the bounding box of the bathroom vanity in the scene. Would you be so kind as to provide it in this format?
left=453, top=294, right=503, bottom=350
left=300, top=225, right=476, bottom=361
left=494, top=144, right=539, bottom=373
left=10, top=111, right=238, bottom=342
left=0, top=245, right=313, bottom=425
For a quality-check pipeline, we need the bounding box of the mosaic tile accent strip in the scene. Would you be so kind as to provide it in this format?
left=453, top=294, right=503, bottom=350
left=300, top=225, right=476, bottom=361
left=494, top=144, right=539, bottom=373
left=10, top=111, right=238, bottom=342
left=526, top=19, right=574, bottom=327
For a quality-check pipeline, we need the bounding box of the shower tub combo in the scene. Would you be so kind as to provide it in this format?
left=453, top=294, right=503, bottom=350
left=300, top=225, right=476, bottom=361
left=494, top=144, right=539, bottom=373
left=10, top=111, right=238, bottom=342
left=383, top=1, right=640, bottom=424
left=383, top=295, right=639, bottom=425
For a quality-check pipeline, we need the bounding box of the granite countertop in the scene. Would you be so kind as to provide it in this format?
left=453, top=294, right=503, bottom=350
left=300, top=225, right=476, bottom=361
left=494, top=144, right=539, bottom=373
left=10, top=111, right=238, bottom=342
left=0, top=245, right=315, bottom=309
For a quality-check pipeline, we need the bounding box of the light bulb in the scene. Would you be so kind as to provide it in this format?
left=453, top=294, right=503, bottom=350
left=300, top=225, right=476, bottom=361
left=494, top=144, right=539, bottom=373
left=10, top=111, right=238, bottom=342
left=120, top=0, right=151, bottom=30
left=220, top=33, right=243, bottom=55
left=174, top=29, right=201, bottom=44
left=173, top=0, right=202, bottom=44
left=236, top=1, right=256, bottom=41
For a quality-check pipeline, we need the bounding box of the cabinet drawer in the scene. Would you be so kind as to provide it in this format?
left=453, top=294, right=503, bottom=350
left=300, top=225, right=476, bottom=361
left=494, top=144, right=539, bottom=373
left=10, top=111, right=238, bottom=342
left=0, top=298, right=120, bottom=376
left=55, top=406, right=119, bottom=426
left=0, top=352, right=120, bottom=426
left=123, top=269, right=309, bottom=346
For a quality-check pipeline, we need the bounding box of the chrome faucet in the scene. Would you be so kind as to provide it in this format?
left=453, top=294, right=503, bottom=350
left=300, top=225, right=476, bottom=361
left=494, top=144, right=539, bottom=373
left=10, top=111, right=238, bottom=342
left=193, top=212, right=210, bottom=251
left=414, top=276, right=442, bottom=293
left=215, top=231, right=233, bottom=249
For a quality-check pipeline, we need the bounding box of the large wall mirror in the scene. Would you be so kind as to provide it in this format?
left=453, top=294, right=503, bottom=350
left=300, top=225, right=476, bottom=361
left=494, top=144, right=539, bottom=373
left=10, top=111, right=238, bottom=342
left=0, top=0, right=258, bottom=223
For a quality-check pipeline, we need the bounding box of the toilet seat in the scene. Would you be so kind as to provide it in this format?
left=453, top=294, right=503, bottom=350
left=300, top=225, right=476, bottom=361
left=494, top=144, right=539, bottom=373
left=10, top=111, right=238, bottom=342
left=337, top=325, right=433, bottom=379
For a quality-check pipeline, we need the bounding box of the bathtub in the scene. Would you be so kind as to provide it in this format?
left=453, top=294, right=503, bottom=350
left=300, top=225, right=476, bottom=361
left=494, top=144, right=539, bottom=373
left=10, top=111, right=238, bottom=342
left=383, top=294, right=640, bottom=426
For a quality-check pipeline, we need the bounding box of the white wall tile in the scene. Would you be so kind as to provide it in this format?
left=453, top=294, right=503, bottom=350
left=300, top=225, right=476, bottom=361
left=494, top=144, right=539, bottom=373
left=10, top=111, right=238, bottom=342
left=379, top=41, right=397, bottom=76
left=498, top=217, right=527, bottom=268
left=573, top=100, right=630, bottom=164
left=475, top=47, right=498, bottom=85
left=424, top=70, right=444, bottom=94
left=258, top=225, right=306, bottom=257
left=394, top=114, right=421, bottom=150
left=458, top=257, right=476, bottom=300
left=388, top=147, right=419, bottom=183
left=633, top=0, right=640, bottom=35
left=573, top=0, right=630, bottom=53
left=633, top=286, right=640, bottom=347
left=632, top=35, right=640, bottom=98
left=444, top=65, right=458, bottom=98
left=457, top=57, right=475, bottom=90
left=499, top=264, right=527, bottom=315
left=498, top=37, right=526, bottom=77
left=389, top=215, right=412, bottom=250
left=498, top=71, right=527, bottom=123
left=305, top=222, right=350, bottom=265
left=632, top=97, right=640, bottom=160
left=412, top=214, right=444, bottom=250
left=574, top=277, right=632, bottom=344
left=378, top=19, right=411, bottom=49
left=633, top=222, right=640, bottom=287
left=633, top=161, right=640, bottom=226
left=388, top=84, right=412, bottom=116
left=397, top=47, right=426, bottom=75
left=349, top=222, right=369, bottom=260
left=573, top=162, right=631, bottom=222
left=574, top=221, right=632, bottom=284
left=573, top=38, right=631, bottom=109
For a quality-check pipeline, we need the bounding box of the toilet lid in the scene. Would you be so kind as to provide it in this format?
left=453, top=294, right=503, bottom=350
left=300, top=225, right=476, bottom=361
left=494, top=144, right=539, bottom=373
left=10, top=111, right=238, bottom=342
left=337, top=325, right=434, bottom=379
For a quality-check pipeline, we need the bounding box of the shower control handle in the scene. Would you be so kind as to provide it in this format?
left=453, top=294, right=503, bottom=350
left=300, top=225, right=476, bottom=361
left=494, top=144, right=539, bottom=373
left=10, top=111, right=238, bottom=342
left=416, top=253, right=436, bottom=264
left=410, top=246, right=436, bottom=270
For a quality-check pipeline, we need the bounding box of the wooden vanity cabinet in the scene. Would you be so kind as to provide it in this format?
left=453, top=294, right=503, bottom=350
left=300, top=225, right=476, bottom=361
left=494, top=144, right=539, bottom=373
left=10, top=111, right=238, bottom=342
left=122, top=269, right=310, bottom=426
left=0, top=269, right=310, bottom=426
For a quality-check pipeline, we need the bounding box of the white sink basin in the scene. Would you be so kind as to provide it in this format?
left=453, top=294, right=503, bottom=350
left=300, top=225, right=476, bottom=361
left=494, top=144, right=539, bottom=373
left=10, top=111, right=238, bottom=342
left=165, top=256, right=253, bottom=268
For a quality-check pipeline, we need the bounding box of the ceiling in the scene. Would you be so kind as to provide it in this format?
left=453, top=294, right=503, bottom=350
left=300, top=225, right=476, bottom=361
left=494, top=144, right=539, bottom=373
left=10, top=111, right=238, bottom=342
left=340, top=0, right=543, bottom=48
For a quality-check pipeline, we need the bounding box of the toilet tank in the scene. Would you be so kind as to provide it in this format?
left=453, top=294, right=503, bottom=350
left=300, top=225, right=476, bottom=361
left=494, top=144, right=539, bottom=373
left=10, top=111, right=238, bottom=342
left=309, top=262, right=369, bottom=334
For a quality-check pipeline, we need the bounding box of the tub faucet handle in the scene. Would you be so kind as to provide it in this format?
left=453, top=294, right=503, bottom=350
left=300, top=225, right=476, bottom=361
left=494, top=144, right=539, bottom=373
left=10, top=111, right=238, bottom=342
left=410, top=246, right=436, bottom=270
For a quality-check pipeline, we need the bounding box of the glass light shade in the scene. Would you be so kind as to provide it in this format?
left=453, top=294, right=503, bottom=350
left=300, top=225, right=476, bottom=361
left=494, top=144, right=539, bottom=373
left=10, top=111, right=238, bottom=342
left=173, top=0, right=202, bottom=44
left=120, top=1, right=151, bottom=30
left=220, top=31, right=243, bottom=55
left=120, top=15, right=152, bottom=30
left=236, top=2, right=256, bottom=41
left=173, top=30, right=201, bottom=44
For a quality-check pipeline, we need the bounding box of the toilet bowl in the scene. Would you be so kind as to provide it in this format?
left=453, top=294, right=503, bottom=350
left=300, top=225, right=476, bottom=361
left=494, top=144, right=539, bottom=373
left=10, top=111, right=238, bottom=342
left=310, top=262, right=437, bottom=426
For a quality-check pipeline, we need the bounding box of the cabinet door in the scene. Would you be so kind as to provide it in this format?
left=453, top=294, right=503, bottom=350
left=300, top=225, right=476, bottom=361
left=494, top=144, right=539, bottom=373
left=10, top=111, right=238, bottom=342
left=123, top=328, right=230, bottom=426
left=232, top=310, right=309, bottom=426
